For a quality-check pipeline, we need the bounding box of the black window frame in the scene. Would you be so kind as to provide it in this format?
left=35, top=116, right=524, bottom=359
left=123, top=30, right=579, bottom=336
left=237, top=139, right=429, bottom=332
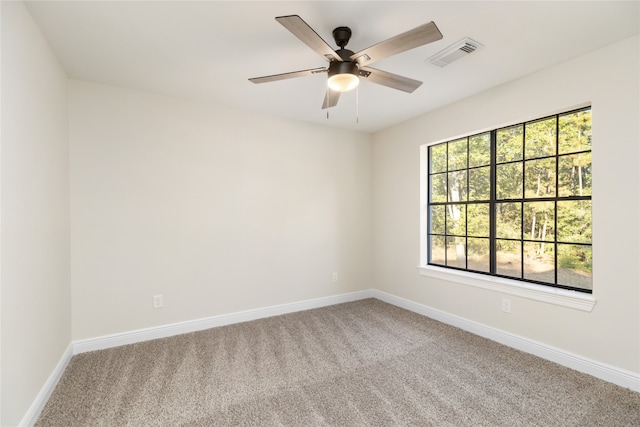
left=427, top=107, right=592, bottom=294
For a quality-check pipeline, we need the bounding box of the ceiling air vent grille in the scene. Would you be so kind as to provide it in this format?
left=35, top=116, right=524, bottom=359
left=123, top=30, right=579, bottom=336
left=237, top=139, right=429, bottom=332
left=427, top=37, right=484, bottom=67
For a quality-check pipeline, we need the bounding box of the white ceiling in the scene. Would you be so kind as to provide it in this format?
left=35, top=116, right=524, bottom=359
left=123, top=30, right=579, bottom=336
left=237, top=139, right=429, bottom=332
left=25, top=1, right=639, bottom=133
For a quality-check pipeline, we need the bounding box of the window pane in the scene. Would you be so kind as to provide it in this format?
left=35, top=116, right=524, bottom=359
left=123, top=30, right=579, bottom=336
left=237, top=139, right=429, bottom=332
left=448, top=170, right=467, bottom=202
left=523, top=202, right=555, bottom=241
left=559, top=153, right=592, bottom=197
left=469, top=166, right=490, bottom=201
left=469, top=133, right=491, bottom=167
left=468, top=237, right=490, bottom=272
left=467, top=203, right=490, bottom=237
left=559, top=109, right=591, bottom=154
left=446, top=236, right=466, bottom=268
left=524, top=158, right=556, bottom=198
left=430, top=143, right=447, bottom=173
left=446, top=204, right=466, bottom=236
left=496, top=162, right=523, bottom=199
left=426, top=108, right=591, bottom=293
left=448, top=138, right=467, bottom=171
left=557, top=201, right=592, bottom=243
left=524, top=241, right=555, bottom=283
left=430, top=173, right=447, bottom=203
left=497, top=125, right=523, bottom=163
left=496, top=239, right=522, bottom=278
left=525, top=117, right=556, bottom=159
left=430, top=235, right=446, bottom=265
left=496, top=202, right=521, bottom=239
left=430, top=205, right=445, bottom=235
left=557, top=244, right=592, bottom=290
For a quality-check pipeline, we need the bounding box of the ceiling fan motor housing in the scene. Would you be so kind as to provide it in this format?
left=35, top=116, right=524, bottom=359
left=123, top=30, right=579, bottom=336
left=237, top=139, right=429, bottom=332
left=328, top=60, right=359, bottom=79
left=327, top=60, right=360, bottom=92
left=328, top=40, right=359, bottom=92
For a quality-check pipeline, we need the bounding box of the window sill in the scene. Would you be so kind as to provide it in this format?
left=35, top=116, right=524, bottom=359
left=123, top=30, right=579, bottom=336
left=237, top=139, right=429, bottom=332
left=417, top=265, right=596, bottom=312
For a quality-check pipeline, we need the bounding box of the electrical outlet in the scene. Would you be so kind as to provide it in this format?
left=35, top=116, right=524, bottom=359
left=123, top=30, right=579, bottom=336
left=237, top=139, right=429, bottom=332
left=332, top=272, right=338, bottom=282
left=501, top=298, right=511, bottom=313
left=153, top=294, right=163, bottom=309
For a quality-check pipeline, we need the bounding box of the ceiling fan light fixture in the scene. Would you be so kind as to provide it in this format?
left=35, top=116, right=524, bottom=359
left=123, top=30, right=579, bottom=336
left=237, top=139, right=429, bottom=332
left=328, top=73, right=359, bottom=92
left=327, top=61, right=359, bottom=92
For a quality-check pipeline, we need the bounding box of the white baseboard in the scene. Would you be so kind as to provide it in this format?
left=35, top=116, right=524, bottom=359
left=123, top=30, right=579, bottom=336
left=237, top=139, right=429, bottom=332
left=72, top=288, right=640, bottom=392
left=371, top=289, right=640, bottom=392
left=23, top=289, right=639, bottom=425
left=19, top=344, right=74, bottom=427
left=73, top=290, right=375, bottom=354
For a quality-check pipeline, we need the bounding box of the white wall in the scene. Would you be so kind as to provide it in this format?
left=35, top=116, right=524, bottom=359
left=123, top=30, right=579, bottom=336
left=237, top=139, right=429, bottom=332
left=3, top=4, right=637, bottom=421
left=69, top=80, right=372, bottom=340
left=372, top=35, right=640, bottom=373
left=0, top=2, right=71, bottom=425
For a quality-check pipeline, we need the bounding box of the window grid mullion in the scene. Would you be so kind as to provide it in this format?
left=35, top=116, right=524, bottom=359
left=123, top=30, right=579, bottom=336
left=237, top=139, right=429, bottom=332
left=445, top=143, right=449, bottom=265
left=465, top=137, right=469, bottom=270
left=554, top=114, right=560, bottom=285
left=521, top=123, right=526, bottom=279
left=490, top=130, right=497, bottom=275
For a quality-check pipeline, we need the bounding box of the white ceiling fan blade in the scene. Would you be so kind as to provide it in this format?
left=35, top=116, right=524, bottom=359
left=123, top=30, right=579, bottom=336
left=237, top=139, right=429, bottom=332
left=322, top=88, right=341, bottom=109
left=276, top=15, right=342, bottom=62
left=359, top=67, right=423, bottom=93
left=351, top=21, right=443, bottom=66
left=249, top=67, right=326, bottom=84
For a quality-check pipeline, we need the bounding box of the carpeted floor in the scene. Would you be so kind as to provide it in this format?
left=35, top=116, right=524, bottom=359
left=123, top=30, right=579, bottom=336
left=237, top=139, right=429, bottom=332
left=36, top=299, right=639, bottom=426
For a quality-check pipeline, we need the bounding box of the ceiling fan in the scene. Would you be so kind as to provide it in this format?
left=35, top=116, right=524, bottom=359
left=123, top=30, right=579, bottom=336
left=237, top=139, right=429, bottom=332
left=249, top=15, right=443, bottom=109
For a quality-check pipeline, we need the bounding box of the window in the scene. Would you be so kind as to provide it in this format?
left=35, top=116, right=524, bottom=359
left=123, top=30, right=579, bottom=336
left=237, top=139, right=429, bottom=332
left=427, top=107, right=592, bottom=293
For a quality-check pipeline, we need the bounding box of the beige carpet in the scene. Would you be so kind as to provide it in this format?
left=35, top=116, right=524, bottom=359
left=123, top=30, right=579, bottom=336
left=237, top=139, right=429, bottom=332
left=36, top=299, right=639, bottom=426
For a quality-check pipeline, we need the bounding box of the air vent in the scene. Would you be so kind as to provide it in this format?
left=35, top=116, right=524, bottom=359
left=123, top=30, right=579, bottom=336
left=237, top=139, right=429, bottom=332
left=427, top=37, right=484, bottom=67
